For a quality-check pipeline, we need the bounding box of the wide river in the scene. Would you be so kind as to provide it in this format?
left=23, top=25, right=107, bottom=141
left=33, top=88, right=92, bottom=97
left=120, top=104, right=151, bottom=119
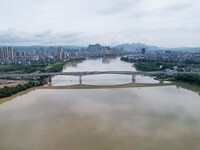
left=0, top=57, right=200, bottom=150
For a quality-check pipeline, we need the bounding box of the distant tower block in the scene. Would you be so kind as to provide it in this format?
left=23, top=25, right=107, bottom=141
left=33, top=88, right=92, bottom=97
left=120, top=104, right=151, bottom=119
left=58, top=47, right=63, bottom=60
left=142, top=48, right=146, bottom=54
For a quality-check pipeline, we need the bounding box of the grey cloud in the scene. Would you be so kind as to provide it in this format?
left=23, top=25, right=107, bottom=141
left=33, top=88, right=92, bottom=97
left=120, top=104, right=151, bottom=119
left=0, top=29, right=85, bottom=46
left=162, top=2, right=194, bottom=12
left=96, top=0, right=142, bottom=15
left=34, top=30, right=53, bottom=38
left=0, top=0, right=200, bottom=47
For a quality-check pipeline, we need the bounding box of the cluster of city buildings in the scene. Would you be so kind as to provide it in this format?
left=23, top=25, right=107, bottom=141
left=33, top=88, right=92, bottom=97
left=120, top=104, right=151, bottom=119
left=0, top=44, right=126, bottom=65
left=57, top=47, right=78, bottom=60
left=0, top=46, right=81, bottom=65
left=125, top=49, right=200, bottom=63
left=144, top=50, right=200, bottom=63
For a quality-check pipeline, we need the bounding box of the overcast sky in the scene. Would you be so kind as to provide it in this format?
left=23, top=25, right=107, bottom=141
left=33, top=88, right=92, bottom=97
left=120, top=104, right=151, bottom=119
left=0, top=0, right=199, bottom=47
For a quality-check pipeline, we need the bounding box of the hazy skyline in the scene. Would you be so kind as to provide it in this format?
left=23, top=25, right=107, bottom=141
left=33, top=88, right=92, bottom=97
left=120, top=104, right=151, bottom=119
left=0, top=0, right=200, bottom=47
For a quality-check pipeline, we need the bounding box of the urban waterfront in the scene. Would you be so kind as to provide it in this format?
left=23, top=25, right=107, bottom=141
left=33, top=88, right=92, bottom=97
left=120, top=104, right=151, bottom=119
left=0, top=57, right=200, bottom=150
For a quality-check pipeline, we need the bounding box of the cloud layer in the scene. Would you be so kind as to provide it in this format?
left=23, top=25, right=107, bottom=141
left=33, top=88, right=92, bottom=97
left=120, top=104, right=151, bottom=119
left=0, top=0, right=199, bottom=47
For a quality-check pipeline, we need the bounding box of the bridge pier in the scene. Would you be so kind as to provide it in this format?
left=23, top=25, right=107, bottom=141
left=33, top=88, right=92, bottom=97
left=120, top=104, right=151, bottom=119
left=161, top=73, right=166, bottom=80
left=79, top=76, right=82, bottom=84
left=132, top=75, right=135, bottom=83
left=48, top=75, right=52, bottom=86
left=33, top=76, right=37, bottom=86
left=159, top=80, right=164, bottom=84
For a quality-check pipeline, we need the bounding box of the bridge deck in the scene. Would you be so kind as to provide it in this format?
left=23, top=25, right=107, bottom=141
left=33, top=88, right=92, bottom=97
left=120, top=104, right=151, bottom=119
left=0, top=71, right=199, bottom=78
left=0, top=71, right=200, bottom=77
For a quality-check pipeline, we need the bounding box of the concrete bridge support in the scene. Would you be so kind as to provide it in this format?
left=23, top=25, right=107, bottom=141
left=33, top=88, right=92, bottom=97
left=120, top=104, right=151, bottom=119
left=132, top=75, right=135, bottom=83
left=79, top=76, right=82, bottom=84
left=48, top=75, right=52, bottom=86
left=159, top=80, right=164, bottom=84
left=33, top=76, right=37, bottom=86
left=160, top=73, right=165, bottom=80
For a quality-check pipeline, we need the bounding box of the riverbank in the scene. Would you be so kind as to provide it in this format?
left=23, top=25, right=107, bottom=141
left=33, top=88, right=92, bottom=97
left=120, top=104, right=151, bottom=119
left=174, top=73, right=200, bottom=86
left=0, top=87, right=36, bottom=104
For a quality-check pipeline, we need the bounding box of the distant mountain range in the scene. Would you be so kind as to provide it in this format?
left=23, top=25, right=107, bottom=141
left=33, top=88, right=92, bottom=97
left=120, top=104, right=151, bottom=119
left=115, top=43, right=200, bottom=52
left=86, top=44, right=102, bottom=51
left=115, top=43, right=160, bottom=51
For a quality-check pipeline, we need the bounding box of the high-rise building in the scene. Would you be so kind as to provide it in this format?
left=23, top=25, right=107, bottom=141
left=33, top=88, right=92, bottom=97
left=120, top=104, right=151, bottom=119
left=102, top=46, right=113, bottom=55
left=3, top=47, right=8, bottom=59
left=0, top=48, right=4, bottom=60
left=0, top=46, right=14, bottom=60
left=62, top=52, right=69, bottom=59
left=8, top=47, right=14, bottom=59
left=142, top=48, right=146, bottom=54
left=58, top=47, right=63, bottom=60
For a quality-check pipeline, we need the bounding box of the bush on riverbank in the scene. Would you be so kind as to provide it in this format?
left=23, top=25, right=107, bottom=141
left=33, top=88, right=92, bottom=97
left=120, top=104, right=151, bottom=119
left=0, top=82, right=35, bottom=98
left=175, top=74, right=200, bottom=85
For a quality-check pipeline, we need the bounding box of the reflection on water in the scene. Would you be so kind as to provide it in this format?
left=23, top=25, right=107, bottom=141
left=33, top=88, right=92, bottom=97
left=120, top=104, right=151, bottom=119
left=102, top=57, right=110, bottom=64
left=1, top=57, right=200, bottom=150
left=175, top=82, right=200, bottom=96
